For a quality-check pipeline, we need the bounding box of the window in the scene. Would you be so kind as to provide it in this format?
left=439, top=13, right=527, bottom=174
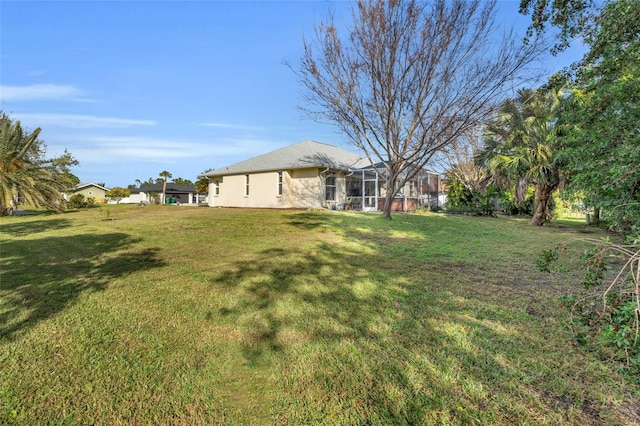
left=245, top=174, right=250, bottom=196
left=325, top=172, right=336, bottom=201
left=214, top=180, right=220, bottom=196
left=277, top=171, right=283, bottom=196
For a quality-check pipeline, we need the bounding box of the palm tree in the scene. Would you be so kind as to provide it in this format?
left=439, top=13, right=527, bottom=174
left=478, top=87, right=563, bottom=225
left=0, top=118, right=68, bottom=215
left=158, top=170, right=172, bottom=204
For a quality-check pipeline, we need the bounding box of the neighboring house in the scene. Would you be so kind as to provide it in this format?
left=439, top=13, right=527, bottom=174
left=123, top=183, right=205, bottom=205
left=66, top=183, right=108, bottom=204
left=200, top=140, right=442, bottom=212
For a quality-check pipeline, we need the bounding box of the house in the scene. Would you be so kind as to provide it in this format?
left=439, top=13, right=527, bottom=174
left=67, top=183, right=108, bottom=204
left=124, top=183, right=204, bottom=205
left=200, top=140, right=442, bottom=212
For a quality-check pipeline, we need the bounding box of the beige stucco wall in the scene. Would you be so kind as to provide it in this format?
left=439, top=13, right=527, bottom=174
left=207, top=168, right=350, bottom=209
left=209, top=170, right=293, bottom=208
left=74, top=186, right=106, bottom=203
left=288, top=169, right=323, bottom=208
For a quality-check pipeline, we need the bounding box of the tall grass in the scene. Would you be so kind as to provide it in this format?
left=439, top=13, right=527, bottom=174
left=0, top=205, right=637, bottom=425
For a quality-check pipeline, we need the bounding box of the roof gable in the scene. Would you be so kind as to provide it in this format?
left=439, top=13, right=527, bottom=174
left=73, top=183, right=108, bottom=192
left=203, top=140, right=368, bottom=178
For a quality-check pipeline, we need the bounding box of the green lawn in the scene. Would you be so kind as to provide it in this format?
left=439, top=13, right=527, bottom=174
left=0, top=206, right=637, bottom=425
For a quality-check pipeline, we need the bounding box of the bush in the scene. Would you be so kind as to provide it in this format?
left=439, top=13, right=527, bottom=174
left=67, top=194, right=95, bottom=209
left=499, top=186, right=535, bottom=216
left=445, top=176, right=473, bottom=208
left=538, top=240, right=640, bottom=377
left=67, top=194, right=86, bottom=209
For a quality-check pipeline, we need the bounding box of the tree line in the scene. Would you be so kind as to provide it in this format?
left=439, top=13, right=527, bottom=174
left=441, top=0, right=638, bottom=232
left=294, top=0, right=638, bottom=233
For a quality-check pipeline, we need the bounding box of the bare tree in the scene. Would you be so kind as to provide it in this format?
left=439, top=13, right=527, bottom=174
left=434, top=125, right=491, bottom=195
left=291, top=0, right=545, bottom=218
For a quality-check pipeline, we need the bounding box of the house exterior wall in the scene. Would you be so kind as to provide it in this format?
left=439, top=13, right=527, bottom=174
left=121, top=192, right=199, bottom=205
left=208, top=168, right=344, bottom=209
left=209, top=170, right=293, bottom=208
left=75, top=186, right=106, bottom=203
left=208, top=169, right=441, bottom=211
left=221, top=169, right=429, bottom=211
left=288, top=169, right=324, bottom=208
left=117, top=193, right=145, bottom=204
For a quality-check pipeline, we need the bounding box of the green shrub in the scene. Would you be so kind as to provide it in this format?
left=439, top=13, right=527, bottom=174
left=445, top=176, right=473, bottom=208
left=498, top=186, right=535, bottom=216
left=539, top=241, right=639, bottom=377
left=67, top=194, right=86, bottom=209
left=67, top=194, right=95, bottom=209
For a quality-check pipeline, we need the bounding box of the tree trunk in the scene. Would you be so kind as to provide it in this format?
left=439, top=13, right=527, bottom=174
left=382, top=167, right=402, bottom=220
left=382, top=189, right=393, bottom=219
left=162, top=181, right=167, bottom=204
left=531, top=184, right=554, bottom=226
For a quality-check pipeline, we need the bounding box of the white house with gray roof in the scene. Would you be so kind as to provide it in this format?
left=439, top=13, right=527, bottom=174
left=200, top=140, right=443, bottom=211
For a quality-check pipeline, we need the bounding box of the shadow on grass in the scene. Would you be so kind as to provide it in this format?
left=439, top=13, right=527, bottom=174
left=211, top=212, right=616, bottom=424
left=0, top=218, right=75, bottom=237
left=0, top=232, right=165, bottom=340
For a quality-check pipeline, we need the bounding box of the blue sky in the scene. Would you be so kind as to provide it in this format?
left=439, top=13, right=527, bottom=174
left=1, top=1, right=585, bottom=188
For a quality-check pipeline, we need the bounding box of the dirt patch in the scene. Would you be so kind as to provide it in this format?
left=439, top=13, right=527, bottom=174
left=617, top=399, right=640, bottom=425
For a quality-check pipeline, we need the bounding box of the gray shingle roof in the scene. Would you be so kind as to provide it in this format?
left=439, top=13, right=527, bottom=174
left=130, top=183, right=196, bottom=194
left=202, top=140, right=369, bottom=178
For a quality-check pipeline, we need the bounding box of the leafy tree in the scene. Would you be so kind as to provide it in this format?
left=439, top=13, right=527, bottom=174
left=195, top=179, right=208, bottom=195
left=158, top=170, right=172, bottom=204
left=173, top=177, right=193, bottom=185
left=195, top=169, right=213, bottom=195
left=291, top=0, right=544, bottom=218
left=519, top=0, right=598, bottom=53
left=0, top=112, right=78, bottom=215
left=106, top=187, right=130, bottom=204
left=478, top=87, right=564, bottom=225
left=140, top=178, right=155, bottom=187
left=49, top=152, right=81, bottom=190
left=558, top=0, right=640, bottom=233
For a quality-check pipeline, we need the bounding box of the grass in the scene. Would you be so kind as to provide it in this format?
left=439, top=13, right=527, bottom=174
left=1, top=205, right=638, bottom=425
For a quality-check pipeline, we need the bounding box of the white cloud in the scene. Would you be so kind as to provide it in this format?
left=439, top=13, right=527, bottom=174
left=14, top=113, right=157, bottom=129
left=0, top=83, right=87, bottom=102
left=50, top=135, right=285, bottom=165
